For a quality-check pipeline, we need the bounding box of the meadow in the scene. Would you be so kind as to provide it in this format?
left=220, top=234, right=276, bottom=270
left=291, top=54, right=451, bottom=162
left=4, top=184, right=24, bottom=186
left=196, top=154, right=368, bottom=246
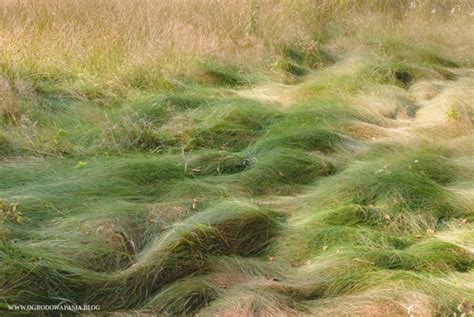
left=1, top=0, right=474, bottom=316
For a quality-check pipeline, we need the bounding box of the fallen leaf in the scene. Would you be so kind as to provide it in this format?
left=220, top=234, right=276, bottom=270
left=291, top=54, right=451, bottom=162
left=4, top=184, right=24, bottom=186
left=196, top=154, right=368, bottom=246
left=15, top=215, right=24, bottom=224
left=11, top=201, right=18, bottom=213
left=74, top=161, right=88, bottom=169
left=458, top=299, right=472, bottom=314
left=191, top=198, right=198, bottom=210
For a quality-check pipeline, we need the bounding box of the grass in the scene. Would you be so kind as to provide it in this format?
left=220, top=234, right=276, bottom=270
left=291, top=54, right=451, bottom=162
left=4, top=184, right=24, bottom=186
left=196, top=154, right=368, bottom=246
left=1, top=0, right=474, bottom=315
left=146, top=276, right=220, bottom=315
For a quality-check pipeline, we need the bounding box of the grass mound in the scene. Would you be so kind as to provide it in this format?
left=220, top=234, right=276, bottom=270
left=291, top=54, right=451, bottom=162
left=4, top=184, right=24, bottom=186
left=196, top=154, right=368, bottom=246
left=83, top=201, right=283, bottom=308
left=189, top=99, right=277, bottom=151
left=0, top=201, right=283, bottom=310
left=198, top=63, right=249, bottom=87
left=308, top=150, right=470, bottom=234
left=275, top=41, right=335, bottom=77
left=366, top=240, right=473, bottom=272
left=241, top=148, right=335, bottom=194
left=281, top=42, right=335, bottom=69
left=0, top=240, right=100, bottom=305
left=146, top=277, right=220, bottom=315
left=118, top=157, right=184, bottom=186
left=367, top=59, right=459, bottom=89
left=376, top=38, right=461, bottom=68
left=186, top=150, right=247, bottom=176
left=251, top=127, right=345, bottom=154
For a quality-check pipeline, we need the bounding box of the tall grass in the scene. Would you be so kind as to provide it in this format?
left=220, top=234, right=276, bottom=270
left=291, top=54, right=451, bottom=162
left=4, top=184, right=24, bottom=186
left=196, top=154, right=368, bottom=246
left=0, top=0, right=472, bottom=98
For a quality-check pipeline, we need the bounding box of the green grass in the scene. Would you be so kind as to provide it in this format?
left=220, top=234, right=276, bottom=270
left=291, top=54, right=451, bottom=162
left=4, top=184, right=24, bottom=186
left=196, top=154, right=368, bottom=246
left=145, top=276, right=220, bottom=315
left=1, top=81, right=473, bottom=315
left=1, top=3, right=474, bottom=315
left=197, top=63, right=252, bottom=87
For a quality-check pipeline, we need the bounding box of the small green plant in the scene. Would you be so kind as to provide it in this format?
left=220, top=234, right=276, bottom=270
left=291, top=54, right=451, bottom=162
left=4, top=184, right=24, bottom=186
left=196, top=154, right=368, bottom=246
left=447, top=104, right=461, bottom=121
left=74, top=161, right=88, bottom=169
left=447, top=103, right=474, bottom=123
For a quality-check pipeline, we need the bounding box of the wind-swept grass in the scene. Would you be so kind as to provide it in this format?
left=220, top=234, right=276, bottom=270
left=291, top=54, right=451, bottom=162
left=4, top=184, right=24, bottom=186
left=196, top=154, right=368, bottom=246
left=1, top=0, right=473, bottom=315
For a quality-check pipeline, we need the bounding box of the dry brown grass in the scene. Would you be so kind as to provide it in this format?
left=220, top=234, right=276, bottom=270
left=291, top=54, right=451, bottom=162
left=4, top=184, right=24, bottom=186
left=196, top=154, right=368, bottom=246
left=0, top=0, right=327, bottom=81
left=0, top=77, right=18, bottom=121
left=1, top=0, right=472, bottom=91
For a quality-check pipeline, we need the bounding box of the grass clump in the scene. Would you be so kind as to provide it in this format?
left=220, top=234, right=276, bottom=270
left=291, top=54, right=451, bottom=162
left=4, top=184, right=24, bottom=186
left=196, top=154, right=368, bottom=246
left=376, top=38, right=461, bottom=68
left=100, top=117, right=171, bottom=152
left=251, top=127, right=345, bottom=154
left=368, top=59, right=458, bottom=88
left=282, top=41, right=335, bottom=68
left=366, top=240, right=473, bottom=272
left=198, top=63, right=249, bottom=87
left=0, top=240, right=98, bottom=305
left=159, top=92, right=215, bottom=111
left=276, top=60, right=308, bottom=77
left=86, top=201, right=282, bottom=308
left=275, top=40, right=335, bottom=77
left=275, top=221, right=414, bottom=263
left=369, top=62, right=417, bottom=87
left=146, top=277, right=220, bottom=315
left=282, top=96, right=384, bottom=129
left=189, top=99, right=277, bottom=151
left=241, top=148, right=335, bottom=194
left=185, top=201, right=283, bottom=256
left=159, top=177, right=240, bottom=203
left=320, top=241, right=474, bottom=274
left=117, top=156, right=184, bottom=186
left=133, top=91, right=221, bottom=124
left=186, top=150, right=247, bottom=176
left=310, top=151, right=469, bottom=233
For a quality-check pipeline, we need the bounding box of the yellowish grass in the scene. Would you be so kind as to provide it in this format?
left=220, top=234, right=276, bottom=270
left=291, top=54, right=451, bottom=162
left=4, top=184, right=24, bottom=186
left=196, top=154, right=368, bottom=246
left=0, top=76, right=18, bottom=121
left=0, top=0, right=327, bottom=82
left=1, top=0, right=472, bottom=93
